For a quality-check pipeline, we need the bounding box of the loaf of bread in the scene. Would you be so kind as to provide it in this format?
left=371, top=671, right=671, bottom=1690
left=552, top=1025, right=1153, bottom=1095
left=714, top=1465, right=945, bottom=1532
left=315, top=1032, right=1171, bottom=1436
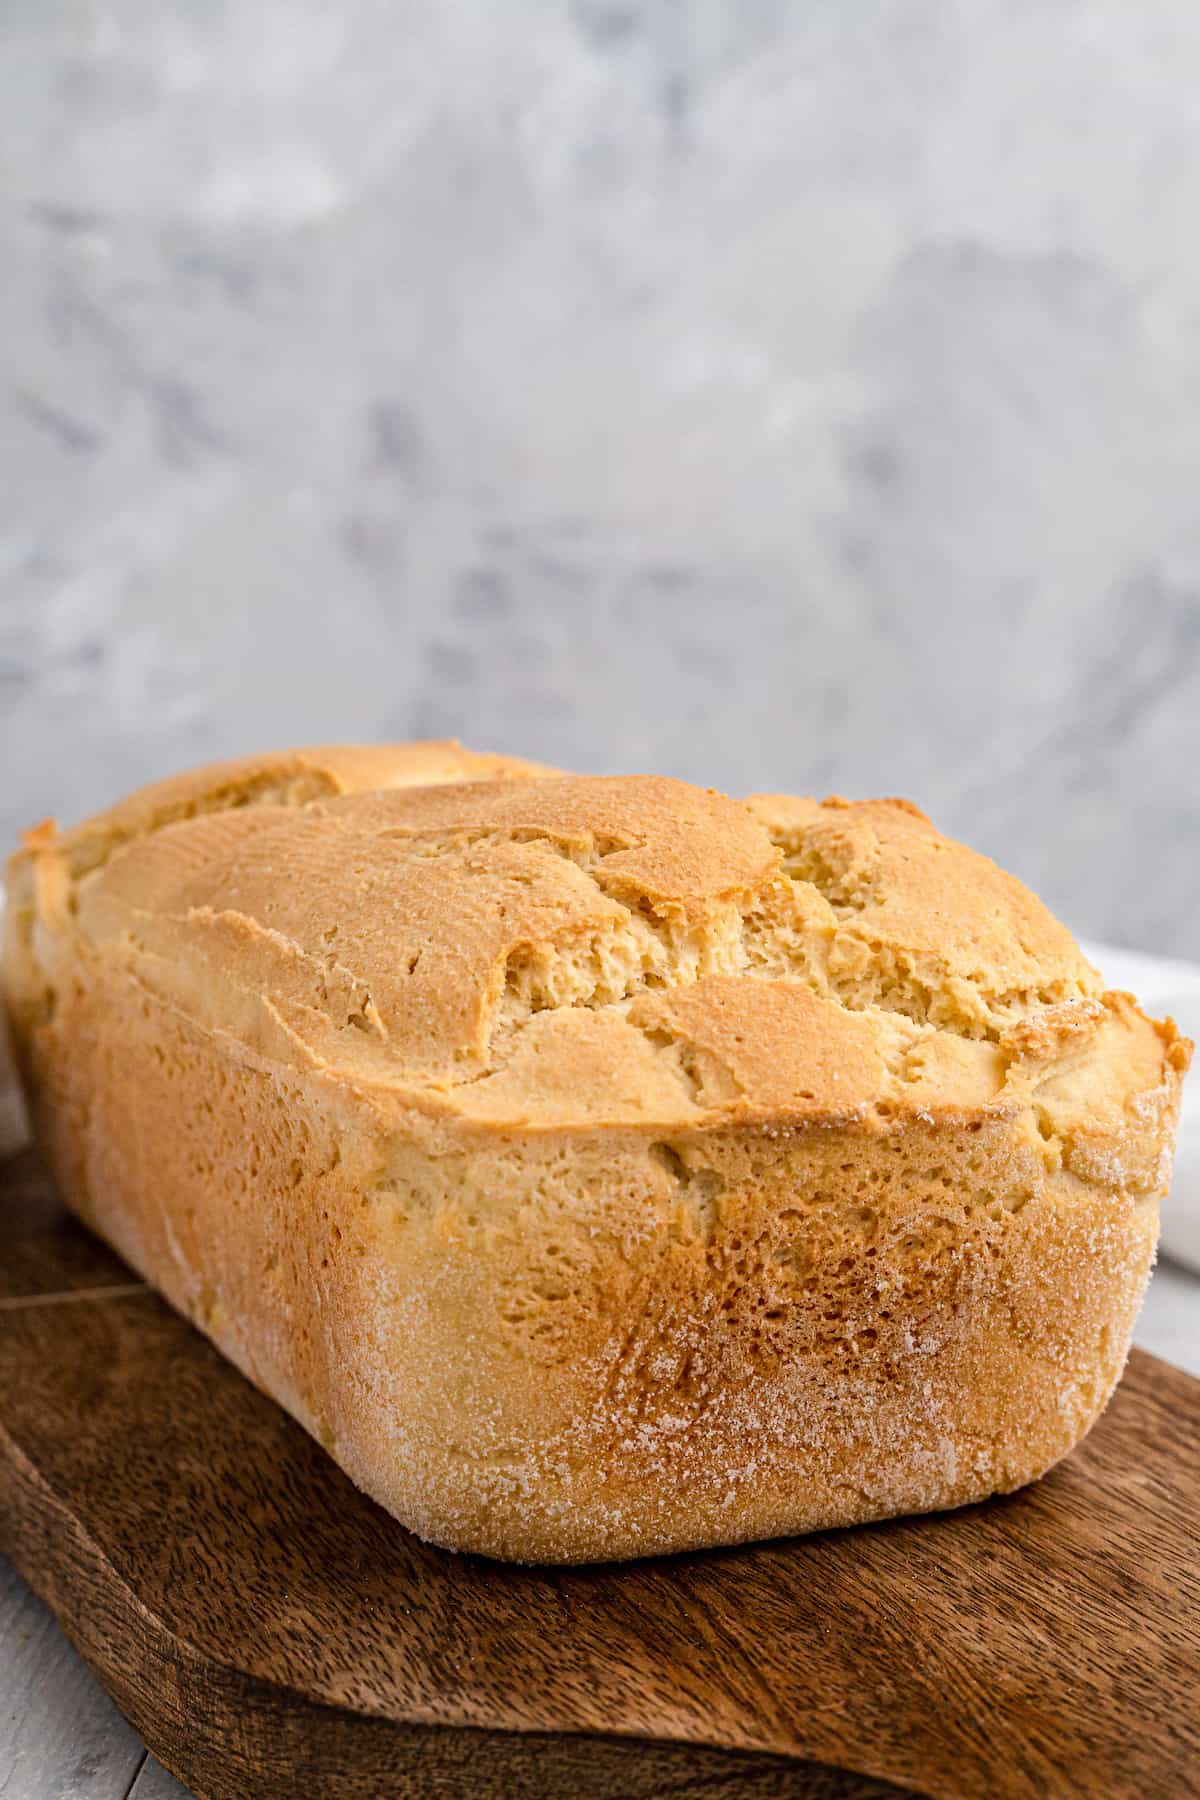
left=2, top=742, right=1190, bottom=1561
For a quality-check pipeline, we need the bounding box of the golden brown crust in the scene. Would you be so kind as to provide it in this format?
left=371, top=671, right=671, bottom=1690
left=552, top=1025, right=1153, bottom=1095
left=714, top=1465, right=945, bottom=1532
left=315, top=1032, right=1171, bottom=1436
left=2, top=745, right=1190, bottom=1561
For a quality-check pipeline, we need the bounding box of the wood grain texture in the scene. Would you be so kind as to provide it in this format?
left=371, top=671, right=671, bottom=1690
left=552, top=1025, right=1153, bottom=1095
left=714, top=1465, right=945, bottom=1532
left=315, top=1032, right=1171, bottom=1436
left=1, top=1149, right=1198, bottom=1800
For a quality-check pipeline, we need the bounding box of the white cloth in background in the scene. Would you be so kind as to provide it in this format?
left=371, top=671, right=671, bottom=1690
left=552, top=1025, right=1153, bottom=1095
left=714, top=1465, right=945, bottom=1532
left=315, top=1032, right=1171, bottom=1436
left=0, top=923, right=1197, bottom=1271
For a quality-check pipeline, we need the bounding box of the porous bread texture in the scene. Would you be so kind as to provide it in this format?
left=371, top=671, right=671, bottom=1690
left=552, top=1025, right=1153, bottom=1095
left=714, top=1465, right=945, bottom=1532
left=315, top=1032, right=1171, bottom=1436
left=2, top=741, right=1190, bottom=1562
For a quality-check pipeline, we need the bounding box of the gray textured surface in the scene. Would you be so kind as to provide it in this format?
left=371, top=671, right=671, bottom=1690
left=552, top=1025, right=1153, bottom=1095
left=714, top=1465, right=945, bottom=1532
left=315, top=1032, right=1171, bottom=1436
left=126, top=1757, right=191, bottom=1800
left=0, top=1556, right=146, bottom=1800
left=4, top=3, right=1200, bottom=950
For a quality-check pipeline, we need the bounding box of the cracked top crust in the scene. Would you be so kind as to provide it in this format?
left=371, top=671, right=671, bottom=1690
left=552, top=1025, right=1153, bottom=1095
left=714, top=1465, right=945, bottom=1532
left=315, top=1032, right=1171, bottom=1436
left=5, top=741, right=1188, bottom=1139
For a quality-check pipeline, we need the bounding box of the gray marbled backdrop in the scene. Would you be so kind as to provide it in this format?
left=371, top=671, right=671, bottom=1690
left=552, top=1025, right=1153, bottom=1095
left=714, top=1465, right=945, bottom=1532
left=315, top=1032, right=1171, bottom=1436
left=3, top=2, right=1199, bottom=953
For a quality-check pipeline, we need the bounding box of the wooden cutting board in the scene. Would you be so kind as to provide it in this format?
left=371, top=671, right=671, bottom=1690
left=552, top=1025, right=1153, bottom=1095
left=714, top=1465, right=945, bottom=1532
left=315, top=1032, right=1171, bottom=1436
left=1, top=1148, right=1198, bottom=1800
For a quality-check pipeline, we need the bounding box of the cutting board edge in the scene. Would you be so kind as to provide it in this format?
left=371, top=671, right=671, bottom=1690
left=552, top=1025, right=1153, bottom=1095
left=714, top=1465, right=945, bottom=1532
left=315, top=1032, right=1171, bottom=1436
left=0, top=1416, right=915, bottom=1800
